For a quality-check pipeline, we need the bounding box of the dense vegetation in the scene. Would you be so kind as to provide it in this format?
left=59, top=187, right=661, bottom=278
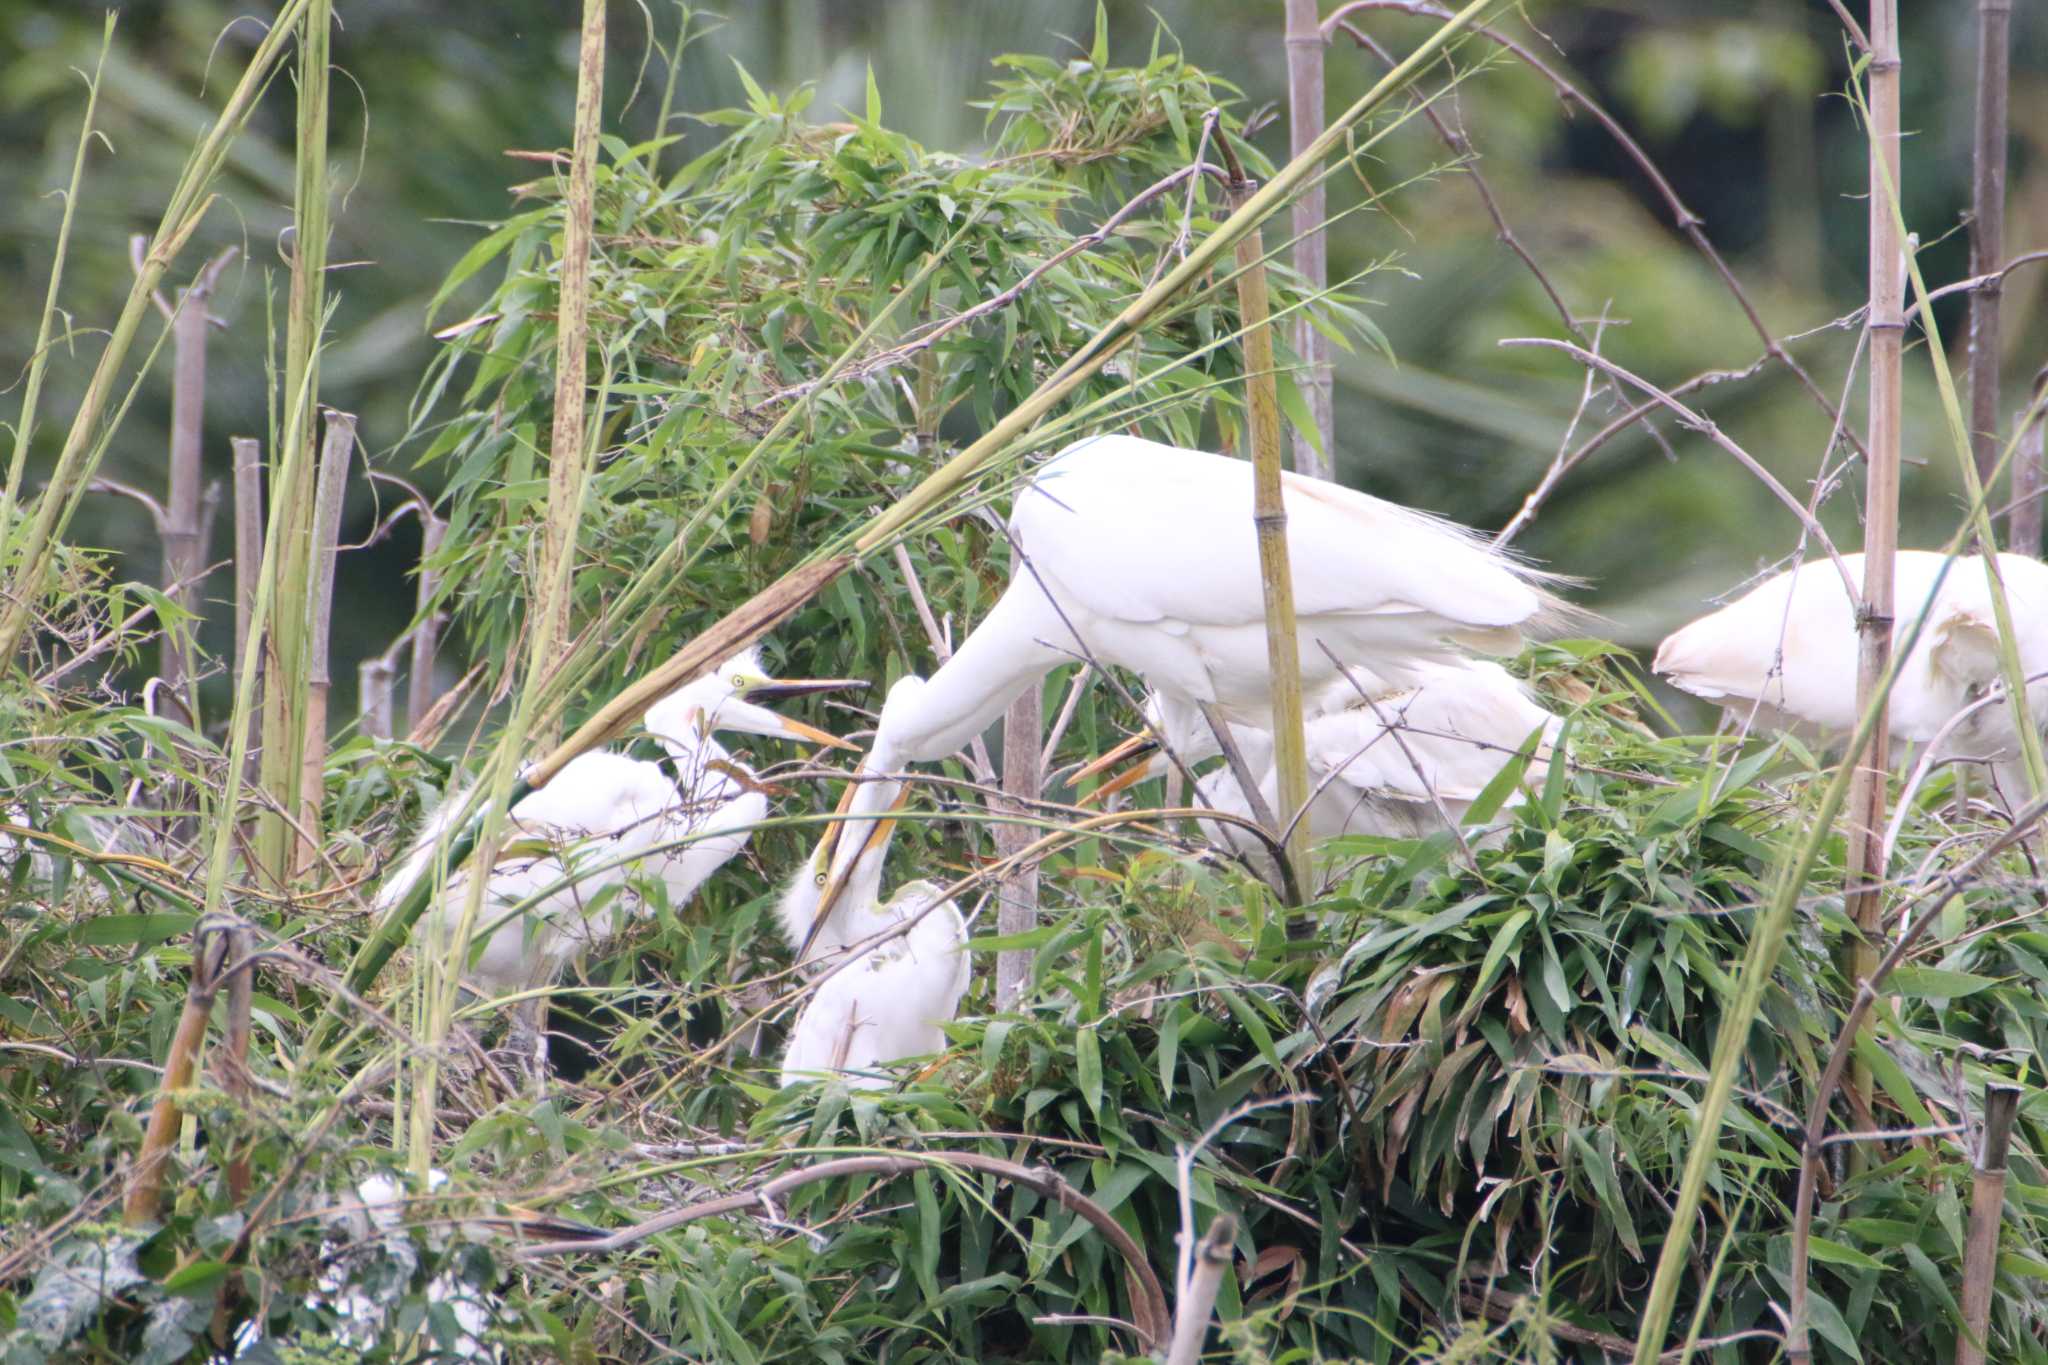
left=4, top=4, right=2048, bottom=1362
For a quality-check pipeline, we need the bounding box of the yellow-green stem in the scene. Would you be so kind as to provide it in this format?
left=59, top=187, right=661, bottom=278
left=1225, top=175, right=1313, bottom=907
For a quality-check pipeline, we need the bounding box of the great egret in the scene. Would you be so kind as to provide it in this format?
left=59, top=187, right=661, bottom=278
left=1076, top=659, right=1562, bottom=877
left=778, top=875, right=969, bottom=1090
left=1653, top=551, right=2048, bottom=800
left=390, top=649, right=856, bottom=1078
left=801, top=434, right=1568, bottom=943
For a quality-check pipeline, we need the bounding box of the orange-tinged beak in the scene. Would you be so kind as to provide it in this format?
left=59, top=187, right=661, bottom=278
left=800, top=785, right=913, bottom=959
left=1070, top=731, right=1161, bottom=807
left=777, top=714, right=859, bottom=751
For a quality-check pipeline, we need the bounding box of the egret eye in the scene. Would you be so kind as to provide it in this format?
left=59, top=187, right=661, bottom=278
left=731, top=674, right=745, bottom=687
left=814, top=870, right=828, bottom=887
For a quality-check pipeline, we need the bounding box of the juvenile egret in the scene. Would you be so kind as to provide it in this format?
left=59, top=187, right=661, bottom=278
left=778, top=876, right=969, bottom=1089
left=1653, top=551, right=2048, bottom=800
left=803, top=434, right=1569, bottom=942
left=1076, top=660, right=1562, bottom=876
left=388, top=649, right=856, bottom=1078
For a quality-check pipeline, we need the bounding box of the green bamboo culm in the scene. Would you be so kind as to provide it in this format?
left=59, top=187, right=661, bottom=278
left=1223, top=165, right=1315, bottom=908
left=0, top=0, right=312, bottom=666
left=254, top=0, right=335, bottom=888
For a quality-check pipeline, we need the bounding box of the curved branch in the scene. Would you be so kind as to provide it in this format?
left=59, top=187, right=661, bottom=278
left=1323, top=0, right=1866, bottom=463
left=1501, top=337, right=1857, bottom=600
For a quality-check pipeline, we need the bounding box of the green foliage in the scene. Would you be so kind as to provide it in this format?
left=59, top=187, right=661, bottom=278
left=10, top=9, right=2048, bottom=1365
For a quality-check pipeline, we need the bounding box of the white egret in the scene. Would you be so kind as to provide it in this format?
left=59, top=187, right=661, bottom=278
left=1653, top=551, right=2048, bottom=800
left=1076, top=660, right=1562, bottom=877
left=778, top=874, right=969, bottom=1090
left=801, top=434, right=1569, bottom=944
left=387, top=648, right=857, bottom=1078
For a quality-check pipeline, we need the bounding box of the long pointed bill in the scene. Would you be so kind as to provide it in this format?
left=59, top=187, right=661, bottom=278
left=799, top=784, right=912, bottom=960
left=1069, top=732, right=1160, bottom=807
left=716, top=687, right=861, bottom=750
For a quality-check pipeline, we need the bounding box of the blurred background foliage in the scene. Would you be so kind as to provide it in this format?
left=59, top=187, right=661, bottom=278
left=5, top=0, right=2046, bottom=724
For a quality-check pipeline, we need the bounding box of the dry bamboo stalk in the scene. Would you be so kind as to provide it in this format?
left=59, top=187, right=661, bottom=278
left=359, top=655, right=396, bottom=739
left=1224, top=157, right=1313, bottom=906
left=230, top=436, right=264, bottom=780
left=532, top=0, right=607, bottom=742
left=160, top=249, right=235, bottom=716
left=220, top=923, right=253, bottom=1212
left=1165, top=1213, right=1238, bottom=1365
left=123, top=932, right=228, bottom=1226
left=1284, top=0, right=1333, bottom=480
left=255, top=0, right=333, bottom=888
left=994, top=684, right=1043, bottom=1007
left=1955, top=1083, right=2021, bottom=1365
left=296, top=410, right=356, bottom=870
left=1970, top=0, right=2012, bottom=507
left=407, top=511, right=447, bottom=734
left=2014, top=367, right=2048, bottom=555
left=1839, top=0, right=1903, bottom=1139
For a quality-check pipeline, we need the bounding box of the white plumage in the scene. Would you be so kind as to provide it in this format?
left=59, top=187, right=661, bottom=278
left=778, top=877, right=969, bottom=1090
left=803, top=434, right=1568, bottom=943
left=388, top=648, right=852, bottom=1076
left=1087, top=660, right=1561, bottom=876
left=1654, top=551, right=2048, bottom=798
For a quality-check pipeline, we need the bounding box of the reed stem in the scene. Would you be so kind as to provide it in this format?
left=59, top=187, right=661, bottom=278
left=297, top=409, right=356, bottom=870
left=1284, top=0, right=1333, bottom=479
left=1839, top=0, right=1902, bottom=1142
left=532, top=0, right=607, bottom=746
left=1968, top=0, right=2012, bottom=504
left=994, top=685, right=1043, bottom=1007
left=1223, top=154, right=1313, bottom=909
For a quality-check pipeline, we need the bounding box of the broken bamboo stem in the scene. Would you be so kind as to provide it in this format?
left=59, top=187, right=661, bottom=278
left=1954, top=1083, right=2021, bottom=1365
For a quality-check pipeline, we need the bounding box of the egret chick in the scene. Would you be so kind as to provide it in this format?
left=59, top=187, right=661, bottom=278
left=389, top=649, right=856, bottom=1079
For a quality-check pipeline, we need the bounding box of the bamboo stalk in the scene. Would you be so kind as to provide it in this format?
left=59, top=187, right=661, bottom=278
left=255, top=0, right=334, bottom=888
left=1955, top=1083, right=2021, bottom=1365
left=0, top=1, right=311, bottom=665
left=532, top=0, right=607, bottom=745
left=296, top=409, right=356, bottom=871
left=360, top=654, right=396, bottom=739
left=993, top=684, right=1043, bottom=1008
left=2014, top=367, right=2048, bottom=555
left=1969, top=0, right=2012, bottom=504
left=1284, top=0, right=1333, bottom=480
left=406, top=510, right=448, bottom=735
left=1165, top=1213, right=1238, bottom=1365
left=231, top=436, right=264, bottom=776
left=161, top=249, right=236, bottom=717
left=123, top=932, right=228, bottom=1226
left=3, top=18, right=110, bottom=533
left=1222, top=148, right=1313, bottom=908
left=1839, top=0, right=1903, bottom=1148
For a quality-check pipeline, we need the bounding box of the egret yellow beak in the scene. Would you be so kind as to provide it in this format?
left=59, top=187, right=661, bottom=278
left=725, top=677, right=866, bottom=750
left=800, top=785, right=913, bottom=959
left=1069, top=731, right=1161, bottom=807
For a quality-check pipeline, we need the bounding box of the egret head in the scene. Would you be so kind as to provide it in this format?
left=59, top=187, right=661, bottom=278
left=787, top=779, right=911, bottom=961
left=643, top=649, right=861, bottom=752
